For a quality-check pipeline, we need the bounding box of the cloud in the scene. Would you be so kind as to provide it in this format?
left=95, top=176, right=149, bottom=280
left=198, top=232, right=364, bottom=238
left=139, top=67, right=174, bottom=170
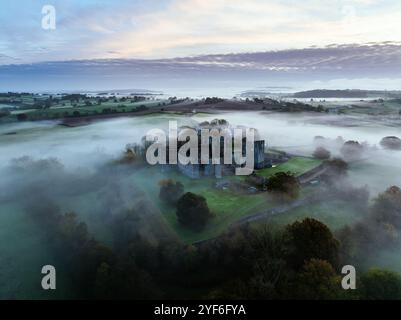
left=1, top=0, right=401, bottom=63
left=86, top=0, right=401, bottom=59
left=2, top=42, right=401, bottom=86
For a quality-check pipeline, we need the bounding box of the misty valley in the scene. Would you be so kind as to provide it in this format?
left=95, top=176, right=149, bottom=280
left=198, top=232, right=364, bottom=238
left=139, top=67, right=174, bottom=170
left=1, top=92, right=401, bottom=300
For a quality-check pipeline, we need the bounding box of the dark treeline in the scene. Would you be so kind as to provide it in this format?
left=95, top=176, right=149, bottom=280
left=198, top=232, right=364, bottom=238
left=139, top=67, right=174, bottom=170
left=6, top=155, right=401, bottom=300
left=27, top=183, right=401, bottom=300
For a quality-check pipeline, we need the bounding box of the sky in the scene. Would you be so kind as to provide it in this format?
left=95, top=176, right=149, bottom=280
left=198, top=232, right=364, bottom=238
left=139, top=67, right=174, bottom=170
left=1, top=0, right=401, bottom=64
left=1, top=0, right=401, bottom=93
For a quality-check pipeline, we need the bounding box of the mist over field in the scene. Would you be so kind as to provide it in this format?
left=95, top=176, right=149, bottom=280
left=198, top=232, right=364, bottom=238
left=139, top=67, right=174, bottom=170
left=4, top=0, right=401, bottom=303
left=0, top=115, right=190, bottom=298
left=2, top=110, right=401, bottom=298
left=194, top=112, right=401, bottom=194
left=2, top=112, right=401, bottom=196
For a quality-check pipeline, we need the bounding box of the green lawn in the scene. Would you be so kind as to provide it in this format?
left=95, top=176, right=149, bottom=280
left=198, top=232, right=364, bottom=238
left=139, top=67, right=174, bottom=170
left=257, top=156, right=322, bottom=177
left=129, top=157, right=324, bottom=244
left=130, top=166, right=272, bottom=244
left=163, top=188, right=271, bottom=244
left=24, top=100, right=167, bottom=120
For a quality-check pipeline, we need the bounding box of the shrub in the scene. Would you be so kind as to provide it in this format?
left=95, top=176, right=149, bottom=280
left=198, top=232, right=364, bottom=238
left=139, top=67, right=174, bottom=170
left=313, top=147, right=331, bottom=160
left=266, top=172, right=300, bottom=200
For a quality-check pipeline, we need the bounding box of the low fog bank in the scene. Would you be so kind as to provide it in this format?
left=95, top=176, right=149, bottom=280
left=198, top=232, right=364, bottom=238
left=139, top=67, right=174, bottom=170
left=0, top=115, right=195, bottom=298
left=1, top=111, right=401, bottom=297
left=2, top=111, right=401, bottom=213
left=0, top=114, right=199, bottom=233
left=194, top=112, right=401, bottom=195
left=0, top=115, right=197, bottom=171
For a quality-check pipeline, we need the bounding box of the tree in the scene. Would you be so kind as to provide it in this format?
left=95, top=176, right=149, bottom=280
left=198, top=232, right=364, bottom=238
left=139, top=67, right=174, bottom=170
left=159, top=179, right=184, bottom=205
left=313, top=136, right=326, bottom=147
left=313, top=147, right=331, bottom=160
left=380, top=136, right=401, bottom=150
left=371, top=186, right=401, bottom=229
left=294, top=259, right=342, bottom=300
left=283, top=218, right=339, bottom=270
left=176, top=192, right=213, bottom=231
left=266, top=172, right=300, bottom=200
left=93, top=258, right=162, bottom=299
left=340, top=140, right=363, bottom=161
left=245, top=225, right=287, bottom=299
left=17, top=113, right=27, bottom=121
left=44, top=99, right=52, bottom=109
left=360, top=268, right=401, bottom=300
left=0, top=109, right=10, bottom=118
left=204, top=97, right=224, bottom=105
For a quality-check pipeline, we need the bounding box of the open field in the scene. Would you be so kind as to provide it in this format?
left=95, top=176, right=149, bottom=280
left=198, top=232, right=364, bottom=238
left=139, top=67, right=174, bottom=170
left=257, top=156, right=322, bottom=177
left=125, top=166, right=271, bottom=243
left=129, top=156, right=322, bottom=244
left=0, top=93, right=172, bottom=123
left=12, top=100, right=168, bottom=122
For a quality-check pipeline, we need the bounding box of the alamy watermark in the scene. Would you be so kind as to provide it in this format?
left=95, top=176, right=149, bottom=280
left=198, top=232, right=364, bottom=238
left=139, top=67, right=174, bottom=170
left=341, top=265, right=356, bottom=290
left=42, top=5, right=56, bottom=30
left=41, top=265, right=56, bottom=290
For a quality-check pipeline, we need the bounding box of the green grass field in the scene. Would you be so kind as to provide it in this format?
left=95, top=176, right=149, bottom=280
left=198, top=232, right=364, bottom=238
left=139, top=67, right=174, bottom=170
left=257, top=156, right=322, bottom=177
left=163, top=188, right=270, bottom=244
left=128, top=166, right=272, bottom=243
left=131, top=156, right=323, bottom=244
left=21, top=100, right=166, bottom=120
left=1, top=93, right=170, bottom=122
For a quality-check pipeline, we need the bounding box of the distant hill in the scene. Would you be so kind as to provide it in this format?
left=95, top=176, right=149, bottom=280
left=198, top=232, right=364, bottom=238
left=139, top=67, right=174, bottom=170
left=292, top=89, right=401, bottom=99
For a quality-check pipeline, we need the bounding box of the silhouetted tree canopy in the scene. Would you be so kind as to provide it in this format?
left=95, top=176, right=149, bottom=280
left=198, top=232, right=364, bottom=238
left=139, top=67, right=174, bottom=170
left=380, top=136, right=401, bottom=150
left=266, top=171, right=300, bottom=200
left=313, top=147, right=331, bottom=160
left=371, top=186, right=401, bottom=229
left=341, top=140, right=364, bottom=161
left=176, top=192, right=213, bottom=231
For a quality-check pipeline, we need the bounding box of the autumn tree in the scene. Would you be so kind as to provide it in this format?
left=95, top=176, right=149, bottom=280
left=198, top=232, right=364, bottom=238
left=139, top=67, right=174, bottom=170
left=283, top=218, right=339, bottom=270
left=380, top=136, right=401, bottom=150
